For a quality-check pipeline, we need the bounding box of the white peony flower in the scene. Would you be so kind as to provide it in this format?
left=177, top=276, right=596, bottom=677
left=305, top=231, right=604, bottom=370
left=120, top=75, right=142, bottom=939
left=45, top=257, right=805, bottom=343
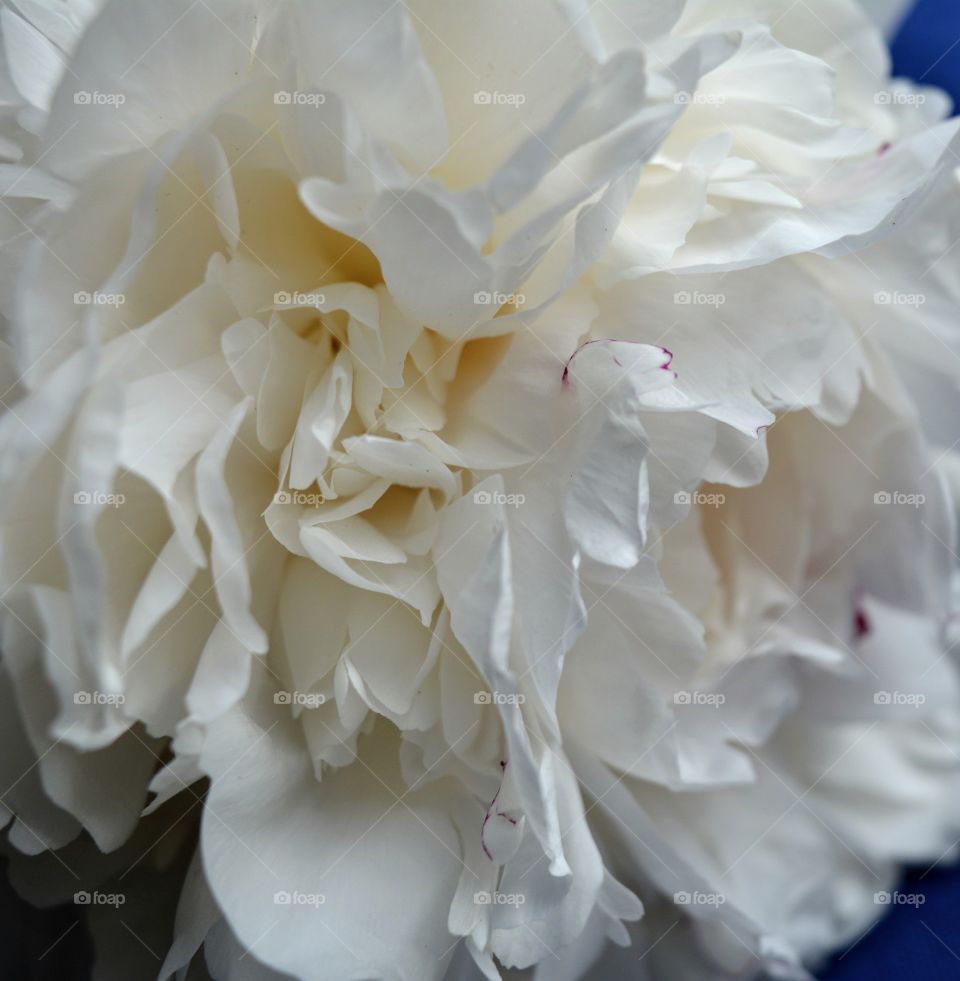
left=0, top=1, right=958, bottom=979
left=859, top=0, right=914, bottom=36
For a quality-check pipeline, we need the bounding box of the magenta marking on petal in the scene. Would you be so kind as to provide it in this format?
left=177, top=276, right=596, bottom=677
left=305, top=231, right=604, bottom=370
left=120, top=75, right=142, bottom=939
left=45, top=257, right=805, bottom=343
left=481, top=761, right=510, bottom=861
left=660, top=347, right=674, bottom=370
left=561, top=339, right=600, bottom=389
left=852, top=587, right=871, bottom=639
left=561, top=337, right=655, bottom=389
left=879, top=141, right=892, bottom=156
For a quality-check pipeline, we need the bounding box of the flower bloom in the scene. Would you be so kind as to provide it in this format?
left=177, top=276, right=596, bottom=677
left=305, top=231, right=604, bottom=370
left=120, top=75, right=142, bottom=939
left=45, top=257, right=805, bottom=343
left=0, top=1, right=959, bottom=979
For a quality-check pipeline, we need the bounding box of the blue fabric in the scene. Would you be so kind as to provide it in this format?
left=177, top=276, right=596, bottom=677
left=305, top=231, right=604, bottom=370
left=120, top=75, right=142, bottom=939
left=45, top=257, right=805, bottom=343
left=820, top=4, right=960, bottom=974
left=819, top=866, right=960, bottom=979
left=890, top=0, right=960, bottom=108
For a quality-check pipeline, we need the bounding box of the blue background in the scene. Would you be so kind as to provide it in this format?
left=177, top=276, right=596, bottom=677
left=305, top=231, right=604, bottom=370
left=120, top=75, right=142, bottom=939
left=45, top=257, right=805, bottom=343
left=821, top=1, right=960, bottom=977
left=891, top=0, right=960, bottom=109
left=820, top=866, right=960, bottom=979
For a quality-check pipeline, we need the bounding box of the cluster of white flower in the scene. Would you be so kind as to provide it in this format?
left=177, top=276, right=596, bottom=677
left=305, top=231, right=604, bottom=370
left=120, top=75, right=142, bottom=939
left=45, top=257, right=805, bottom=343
left=0, top=1, right=958, bottom=979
